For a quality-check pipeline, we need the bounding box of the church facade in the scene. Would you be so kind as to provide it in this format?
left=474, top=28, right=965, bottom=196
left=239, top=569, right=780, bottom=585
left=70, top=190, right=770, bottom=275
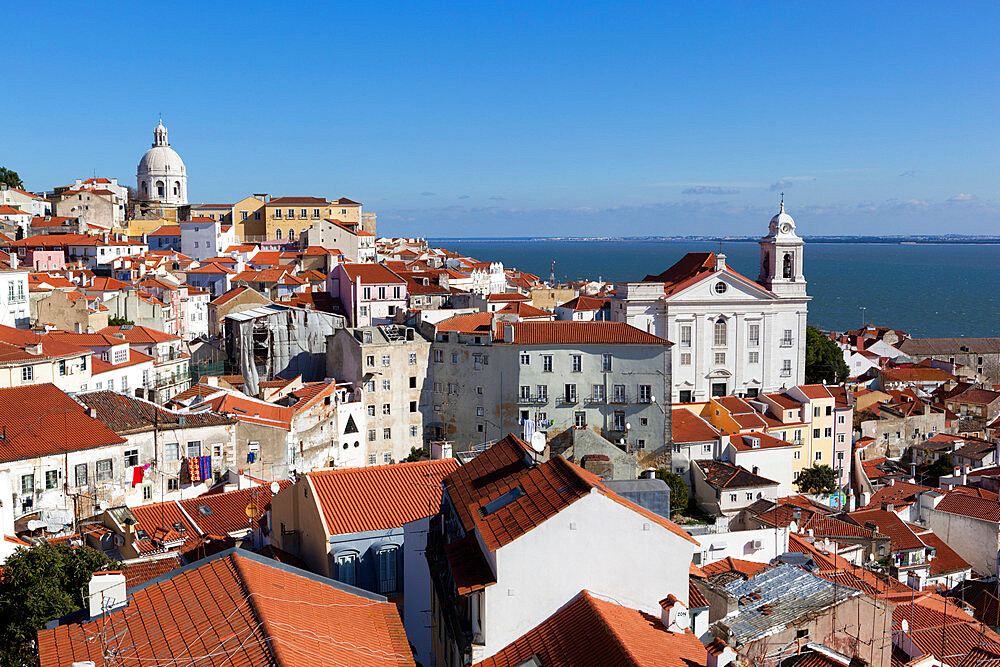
left=134, top=120, right=188, bottom=221
left=611, top=202, right=809, bottom=402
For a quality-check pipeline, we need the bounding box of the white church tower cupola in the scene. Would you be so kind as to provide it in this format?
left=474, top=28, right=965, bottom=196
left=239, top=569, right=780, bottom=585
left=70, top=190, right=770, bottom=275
left=758, top=197, right=806, bottom=297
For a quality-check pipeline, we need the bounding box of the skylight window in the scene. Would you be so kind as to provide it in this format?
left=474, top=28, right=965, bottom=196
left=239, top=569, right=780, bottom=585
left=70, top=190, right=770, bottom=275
left=197, top=505, right=214, bottom=516
left=480, top=485, right=526, bottom=517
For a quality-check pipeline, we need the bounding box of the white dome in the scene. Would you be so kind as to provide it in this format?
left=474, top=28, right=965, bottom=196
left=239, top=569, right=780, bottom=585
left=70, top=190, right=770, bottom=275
left=767, top=200, right=796, bottom=236
left=138, top=144, right=186, bottom=177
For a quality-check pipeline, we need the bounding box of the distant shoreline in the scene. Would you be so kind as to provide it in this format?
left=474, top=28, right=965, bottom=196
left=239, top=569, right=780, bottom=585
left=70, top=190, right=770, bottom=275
left=428, top=236, right=1000, bottom=245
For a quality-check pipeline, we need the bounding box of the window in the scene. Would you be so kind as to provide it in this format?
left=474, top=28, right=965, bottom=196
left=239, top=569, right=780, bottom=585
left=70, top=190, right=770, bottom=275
left=540, top=354, right=553, bottom=372
left=574, top=411, right=586, bottom=428
left=838, top=415, right=845, bottom=424
left=274, top=228, right=282, bottom=239
left=815, top=452, right=822, bottom=461
left=679, top=390, right=692, bottom=403
left=376, top=546, right=399, bottom=594
left=680, top=352, right=692, bottom=366
left=476, top=386, right=483, bottom=395
left=383, top=427, right=391, bottom=439
left=714, top=281, right=728, bottom=294
left=368, top=429, right=376, bottom=442
left=383, top=452, right=392, bottom=463
left=614, top=411, right=626, bottom=431
left=143, top=485, right=153, bottom=501
left=409, top=376, right=417, bottom=389
left=363, top=287, right=372, bottom=300
left=536, top=384, right=548, bottom=401
left=813, top=428, right=820, bottom=438
left=452, top=353, right=457, bottom=364
left=613, top=384, right=626, bottom=402
left=638, top=385, right=652, bottom=403
left=838, top=434, right=846, bottom=443
left=20, top=474, right=33, bottom=495
left=382, top=354, right=391, bottom=366
left=748, top=351, right=759, bottom=364
left=393, top=286, right=401, bottom=299
left=571, top=355, right=582, bottom=372
left=564, top=384, right=577, bottom=403
left=286, top=208, right=294, bottom=218
left=254, top=210, right=261, bottom=220
left=714, top=319, right=727, bottom=346
left=781, top=329, right=793, bottom=347
left=96, top=459, right=113, bottom=482
left=433, top=349, right=443, bottom=363
left=124, top=449, right=139, bottom=468
left=748, top=323, right=760, bottom=346
left=382, top=379, right=391, bottom=391
left=520, top=352, right=530, bottom=366
left=58, top=360, right=66, bottom=376
left=167, top=477, right=180, bottom=491
left=408, top=353, right=417, bottom=365
left=602, top=353, right=612, bottom=372
left=520, top=385, right=531, bottom=400
left=21, top=366, right=32, bottom=382
left=824, top=427, right=832, bottom=437
left=187, top=441, right=201, bottom=458
left=730, top=493, right=738, bottom=503
left=794, top=450, right=801, bottom=460
left=74, top=463, right=87, bottom=487
left=45, top=470, right=59, bottom=490
left=813, top=406, right=820, bottom=418
left=336, top=553, right=357, bottom=586
left=746, top=492, right=754, bottom=501
left=592, top=384, right=605, bottom=402
left=378, top=286, right=386, bottom=300
left=825, top=406, right=832, bottom=416
left=476, top=407, right=484, bottom=416
left=367, top=405, right=376, bottom=416
left=382, top=404, right=391, bottom=415
left=241, top=210, right=248, bottom=220
left=781, top=359, right=792, bottom=376
left=714, top=352, right=726, bottom=365
left=312, top=208, right=320, bottom=218
left=410, top=425, right=419, bottom=437
left=680, top=324, right=692, bottom=347
left=366, top=354, right=375, bottom=367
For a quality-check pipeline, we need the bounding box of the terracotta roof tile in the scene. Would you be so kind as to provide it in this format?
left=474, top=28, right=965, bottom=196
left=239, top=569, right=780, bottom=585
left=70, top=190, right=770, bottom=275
left=695, top=460, right=778, bottom=489
left=934, top=492, right=1000, bottom=522
left=472, top=589, right=706, bottom=667
left=437, top=312, right=494, bottom=334
left=499, top=321, right=671, bottom=346
left=671, top=408, right=721, bottom=443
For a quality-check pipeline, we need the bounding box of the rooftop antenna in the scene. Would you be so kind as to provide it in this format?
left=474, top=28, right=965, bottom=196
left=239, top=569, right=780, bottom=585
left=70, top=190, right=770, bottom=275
left=549, top=260, right=555, bottom=286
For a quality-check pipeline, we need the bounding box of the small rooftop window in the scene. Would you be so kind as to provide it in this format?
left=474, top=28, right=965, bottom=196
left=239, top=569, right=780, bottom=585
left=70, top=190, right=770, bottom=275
left=480, top=485, right=526, bottom=517
left=196, top=505, right=214, bottom=516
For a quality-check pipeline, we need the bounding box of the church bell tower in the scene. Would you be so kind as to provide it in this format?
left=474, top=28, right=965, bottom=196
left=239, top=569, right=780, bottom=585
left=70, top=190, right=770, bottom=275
left=758, top=197, right=806, bottom=297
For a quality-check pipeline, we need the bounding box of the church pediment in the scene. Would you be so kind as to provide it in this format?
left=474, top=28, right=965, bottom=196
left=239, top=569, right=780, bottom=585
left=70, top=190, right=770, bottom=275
left=665, top=268, right=779, bottom=303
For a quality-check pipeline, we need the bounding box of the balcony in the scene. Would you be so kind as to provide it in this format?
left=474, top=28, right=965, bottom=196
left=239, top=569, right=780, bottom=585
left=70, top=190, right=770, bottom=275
left=558, top=395, right=578, bottom=405
left=584, top=396, right=606, bottom=406
left=780, top=339, right=794, bottom=348
left=609, top=393, right=629, bottom=404
left=516, top=395, right=548, bottom=405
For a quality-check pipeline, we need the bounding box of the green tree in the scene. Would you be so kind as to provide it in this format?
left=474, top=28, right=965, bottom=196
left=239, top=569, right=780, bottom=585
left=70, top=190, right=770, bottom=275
left=0, top=167, right=24, bottom=190
left=0, top=543, right=116, bottom=666
left=403, top=446, right=429, bottom=462
left=921, top=453, right=953, bottom=485
left=108, top=316, right=134, bottom=326
left=654, top=468, right=689, bottom=514
left=805, top=325, right=849, bottom=385
left=795, top=464, right=838, bottom=494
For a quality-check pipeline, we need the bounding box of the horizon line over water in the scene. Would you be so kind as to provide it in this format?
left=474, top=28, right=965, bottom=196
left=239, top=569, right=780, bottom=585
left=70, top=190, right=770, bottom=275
left=433, top=239, right=998, bottom=339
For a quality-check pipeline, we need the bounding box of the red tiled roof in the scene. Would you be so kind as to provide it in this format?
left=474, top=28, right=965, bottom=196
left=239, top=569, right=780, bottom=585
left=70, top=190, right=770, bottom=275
left=793, top=384, right=834, bottom=400
left=934, top=492, right=1000, bottom=522
left=671, top=408, right=720, bottom=443
left=38, top=550, right=415, bottom=667
left=307, top=459, right=460, bottom=535
left=732, top=431, right=795, bottom=451
left=695, top=460, right=778, bottom=489
left=495, top=301, right=551, bottom=318
left=0, top=384, right=125, bottom=463
left=445, top=532, right=497, bottom=595
left=207, top=393, right=294, bottom=429
left=76, top=391, right=234, bottom=433
left=689, top=579, right=709, bottom=608
left=179, top=483, right=292, bottom=537
left=849, top=508, right=924, bottom=551
left=268, top=196, right=330, bottom=205
left=701, top=557, right=770, bottom=578
left=486, top=292, right=530, bottom=302
left=557, top=295, right=608, bottom=311
left=498, top=321, right=670, bottom=346
left=915, top=530, right=971, bottom=576
left=437, top=312, right=494, bottom=334
left=123, top=554, right=183, bottom=588
left=148, top=225, right=181, bottom=236
left=99, top=324, right=179, bottom=344
left=339, top=263, right=405, bottom=284
left=472, top=589, right=707, bottom=667
left=862, top=480, right=936, bottom=510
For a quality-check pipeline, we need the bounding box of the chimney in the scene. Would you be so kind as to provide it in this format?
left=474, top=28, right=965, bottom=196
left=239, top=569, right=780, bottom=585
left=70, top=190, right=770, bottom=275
left=715, top=253, right=727, bottom=271
left=707, top=638, right=737, bottom=667
left=889, top=478, right=896, bottom=486
left=503, top=323, right=514, bottom=344
left=658, top=594, right=689, bottom=633
left=87, top=408, right=97, bottom=419
left=205, top=376, right=218, bottom=387
left=88, top=570, right=127, bottom=618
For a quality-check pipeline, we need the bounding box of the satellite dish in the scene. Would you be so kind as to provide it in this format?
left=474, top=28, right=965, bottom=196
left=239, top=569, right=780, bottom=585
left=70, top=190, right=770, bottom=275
left=901, top=619, right=909, bottom=633
left=651, top=395, right=657, bottom=403
left=270, top=481, right=280, bottom=494
left=625, top=422, right=632, bottom=430
left=98, top=501, right=108, bottom=511
left=530, top=432, right=546, bottom=454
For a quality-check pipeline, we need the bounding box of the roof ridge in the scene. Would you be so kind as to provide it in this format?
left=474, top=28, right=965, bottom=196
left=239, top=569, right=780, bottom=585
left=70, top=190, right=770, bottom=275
left=576, top=590, right=637, bottom=664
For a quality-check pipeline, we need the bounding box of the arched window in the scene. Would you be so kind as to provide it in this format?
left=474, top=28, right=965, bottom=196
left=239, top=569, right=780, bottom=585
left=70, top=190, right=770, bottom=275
left=762, top=253, right=769, bottom=277
left=275, top=228, right=282, bottom=240
left=376, top=545, right=400, bottom=594
left=141, top=182, right=148, bottom=195
left=288, top=228, right=295, bottom=242
left=156, top=181, right=164, bottom=197
left=713, top=318, right=727, bottom=346
left=173, top=182, right=179, bottom=196
left=783, top=253, right=793, bottom=279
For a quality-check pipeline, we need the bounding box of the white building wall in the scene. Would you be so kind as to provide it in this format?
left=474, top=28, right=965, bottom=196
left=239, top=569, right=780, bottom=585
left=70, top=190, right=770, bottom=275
left=403, top=516, right=434, bottom=667
left=693, top=526, right=790, bottom=567
left=0, top=269, right=30, bottom=328
left=925, top=508, right=1000, bottom=576
left=482, top=490, right=694, bottom=660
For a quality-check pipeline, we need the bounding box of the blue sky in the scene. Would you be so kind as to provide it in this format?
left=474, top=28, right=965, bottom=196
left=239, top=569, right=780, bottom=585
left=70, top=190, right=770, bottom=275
left=4, top=2, right=997, bottom=237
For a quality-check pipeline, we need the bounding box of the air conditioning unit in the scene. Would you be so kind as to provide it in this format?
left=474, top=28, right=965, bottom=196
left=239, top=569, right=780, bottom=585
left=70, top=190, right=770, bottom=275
left=751, top=539, right=763, bottom=550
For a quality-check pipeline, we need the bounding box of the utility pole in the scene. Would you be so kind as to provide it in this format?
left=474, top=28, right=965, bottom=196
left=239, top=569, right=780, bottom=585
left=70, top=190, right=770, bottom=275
left=859, top=306, right=867, bottom=328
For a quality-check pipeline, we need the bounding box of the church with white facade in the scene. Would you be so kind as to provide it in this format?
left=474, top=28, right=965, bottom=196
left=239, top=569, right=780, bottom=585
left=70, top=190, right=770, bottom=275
left=134, top=119, right=188, bottom=221
left=611, top=202, right=809, bottom=402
